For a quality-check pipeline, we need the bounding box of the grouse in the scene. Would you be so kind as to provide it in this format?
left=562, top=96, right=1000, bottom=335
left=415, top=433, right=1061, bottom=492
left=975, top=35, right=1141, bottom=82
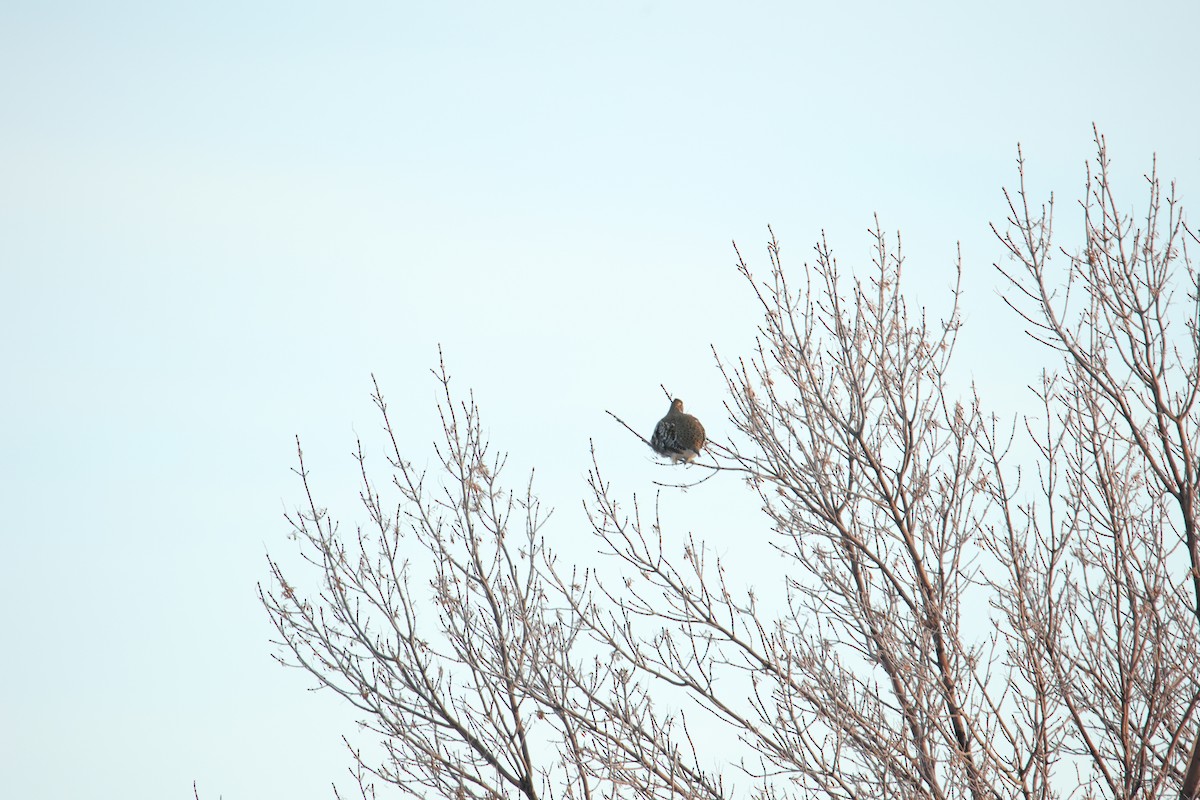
left=651, top=398, right=706, bottom=463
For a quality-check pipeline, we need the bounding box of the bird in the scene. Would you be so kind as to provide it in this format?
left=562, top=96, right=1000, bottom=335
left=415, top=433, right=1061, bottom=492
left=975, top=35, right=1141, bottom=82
left=650, top=398, right=706, bottom=463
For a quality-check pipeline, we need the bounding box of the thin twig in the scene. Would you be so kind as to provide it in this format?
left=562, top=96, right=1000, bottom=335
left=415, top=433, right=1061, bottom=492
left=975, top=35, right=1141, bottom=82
left=606, top=409, right=657, bottom=452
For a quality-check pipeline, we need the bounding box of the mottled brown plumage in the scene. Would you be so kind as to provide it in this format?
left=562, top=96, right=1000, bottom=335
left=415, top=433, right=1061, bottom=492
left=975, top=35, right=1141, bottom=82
left=651, top=398, right=706, bottom=463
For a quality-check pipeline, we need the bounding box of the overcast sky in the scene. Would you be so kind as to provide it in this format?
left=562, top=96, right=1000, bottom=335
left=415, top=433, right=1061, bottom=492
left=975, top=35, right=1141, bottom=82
left=2, top=2, right=1198, bottom=798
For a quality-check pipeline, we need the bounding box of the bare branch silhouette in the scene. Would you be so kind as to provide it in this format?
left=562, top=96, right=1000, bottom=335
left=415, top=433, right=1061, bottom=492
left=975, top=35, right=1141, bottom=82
left=264, top=134, right=1200, bottom=800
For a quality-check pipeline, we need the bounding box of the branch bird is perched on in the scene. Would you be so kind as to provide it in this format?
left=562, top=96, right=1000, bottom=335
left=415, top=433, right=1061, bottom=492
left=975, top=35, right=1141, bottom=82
left=651, top=399, right=706, bottom=463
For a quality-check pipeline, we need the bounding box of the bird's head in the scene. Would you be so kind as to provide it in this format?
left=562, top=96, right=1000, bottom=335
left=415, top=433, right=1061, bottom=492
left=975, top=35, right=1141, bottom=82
left=671, top=398, right=685, bottom=413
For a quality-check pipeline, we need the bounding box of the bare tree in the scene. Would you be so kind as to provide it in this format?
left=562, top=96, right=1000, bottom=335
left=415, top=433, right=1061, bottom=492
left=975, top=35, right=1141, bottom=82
left=990, top=128, right=1200, bottom=798
left=262, top=361, right=725, bottom=800
left=263, top=133, right=1200, bottom=800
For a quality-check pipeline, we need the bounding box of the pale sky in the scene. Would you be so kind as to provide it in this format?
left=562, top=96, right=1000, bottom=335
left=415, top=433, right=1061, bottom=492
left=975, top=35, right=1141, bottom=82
left=2, top=2, right=1198, bottom=798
